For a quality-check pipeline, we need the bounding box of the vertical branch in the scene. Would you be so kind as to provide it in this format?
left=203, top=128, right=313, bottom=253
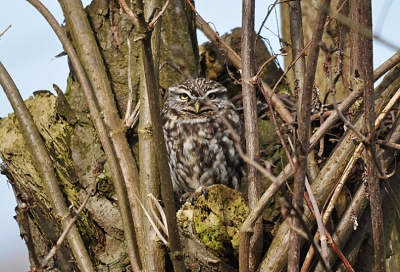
left=118, top=1, right=186, bottom=271
left=240, top=0, right=262, bottom=271
left=350, top=0, right=385, bottom=270
left=288, top=0, right=319, bottom=179
left=289, top=0, right=306, bottom=116
left=288, top=1, right=331, bottom=271
left=140, top=21, right=187, bottom=272
left=137, top=0, right=165, bottom=270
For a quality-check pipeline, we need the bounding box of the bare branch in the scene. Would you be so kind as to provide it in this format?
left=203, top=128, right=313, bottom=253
left=132, top=192, right=169, bottom=246
left=119, top=1, right=186, bottom=271
left=289, top=1, right=331, bottom=271
left=240, top=0, right=263, bottom=270
left=374, top=51, right=400, bottom=82
left=309, top=83, right=364, bottom=150
left=280, top=190, right=331, bottom=272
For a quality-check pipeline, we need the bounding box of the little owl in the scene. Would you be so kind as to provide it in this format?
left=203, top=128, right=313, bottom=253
left=162, top=78, right=245, bottom=198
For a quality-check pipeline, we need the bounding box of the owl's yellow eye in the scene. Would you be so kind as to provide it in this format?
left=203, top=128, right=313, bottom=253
left=179, top=93, right=189, bottom=100
left=207, top=93, right=216, bottom=100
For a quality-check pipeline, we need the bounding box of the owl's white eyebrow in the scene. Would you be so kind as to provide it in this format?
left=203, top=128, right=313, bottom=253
left=205, top=89, right=222, bottom=96
left=174, top=89, right=191, bottom=94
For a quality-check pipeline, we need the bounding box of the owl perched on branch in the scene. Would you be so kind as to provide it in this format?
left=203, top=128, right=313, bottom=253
left=162, top=78, right=245, bottom=199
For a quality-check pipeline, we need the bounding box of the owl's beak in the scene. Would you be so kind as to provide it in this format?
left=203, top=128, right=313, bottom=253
left=194, top=100, right=201, bottom=113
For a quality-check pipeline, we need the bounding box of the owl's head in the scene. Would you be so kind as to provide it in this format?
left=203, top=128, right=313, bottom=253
left=163, top=78, right=233, bottom=120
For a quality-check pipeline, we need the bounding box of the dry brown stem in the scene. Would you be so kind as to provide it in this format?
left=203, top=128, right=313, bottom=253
left=118, top=1, right=185, bottom=271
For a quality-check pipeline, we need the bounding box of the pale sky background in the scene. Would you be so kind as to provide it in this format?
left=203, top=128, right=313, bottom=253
left=0, top=0, right=399, bottom=271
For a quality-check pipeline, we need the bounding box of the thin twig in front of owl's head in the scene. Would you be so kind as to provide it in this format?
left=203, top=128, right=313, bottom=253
left=159, top=62, right=183, bottom=75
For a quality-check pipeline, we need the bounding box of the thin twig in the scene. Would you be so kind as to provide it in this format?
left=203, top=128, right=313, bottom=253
left=132, top=193, right=168, bottom=246
left=125, top=34, right=141, bottom=129
left=330, top=81, right=365, bottom=141
left=125, top=35, right=133, bottom=123
left=257, top=0, right=282, bottom=38
left=252, top=54, right=279, bottom=80
left=304, top=177, right=329, bottom=266
left=309, top=83, right=364, bottom=150
left=40, top=159, right=106, bottom=269
left=0, top=24, right=12, bottom=38
left=148, top=0, right=170, bottom=28
left=126, top=101, right=140, bottom=128
left=148, top=194, right=169, bottom=236
left=279, top=191, right=332, bottom=272
left=323, top=4, right=400, bottom=52
left=324, top=227, right=355, bottom=272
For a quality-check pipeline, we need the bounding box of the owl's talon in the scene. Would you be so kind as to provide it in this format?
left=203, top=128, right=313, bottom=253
left=189, top=195, right=195, bottom=205
left=179, top=187, right=208, bottom=205
left=179, top=192, right=191, bottom=203
left=202, top=187, right=208, bottom=199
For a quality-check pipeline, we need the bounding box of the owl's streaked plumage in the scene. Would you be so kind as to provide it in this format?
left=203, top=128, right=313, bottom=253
left=162, top=78, right=245, bottom=196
